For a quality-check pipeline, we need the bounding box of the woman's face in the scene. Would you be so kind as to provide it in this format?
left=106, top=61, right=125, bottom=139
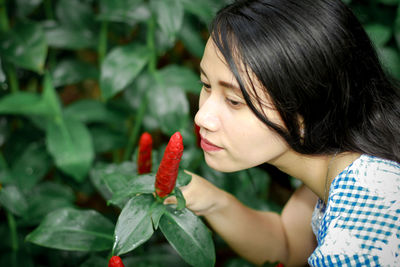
left=195, top=38, right=291, bottom=172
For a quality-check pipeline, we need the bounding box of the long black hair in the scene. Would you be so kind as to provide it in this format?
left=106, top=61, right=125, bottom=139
left=210, top=0, right=400, bottom=163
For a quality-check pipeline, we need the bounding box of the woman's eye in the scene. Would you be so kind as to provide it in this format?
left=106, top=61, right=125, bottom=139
left=199, top=81, right=211, bottom=90
left=226, top=98, right=242, bottom=107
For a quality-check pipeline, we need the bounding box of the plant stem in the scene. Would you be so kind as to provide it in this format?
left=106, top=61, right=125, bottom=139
left=6, top=65, right=19, bottom=93
left=123, top=98, right=147, bottom=161
left=7, top=211, right=18, bottom=251
left=98, top=21, right=108, bottom=64
left=0, top=0, right=9, bottom=32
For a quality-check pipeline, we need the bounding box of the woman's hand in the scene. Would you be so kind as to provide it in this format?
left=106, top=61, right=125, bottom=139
left=164, top=170, right=228, bottom=216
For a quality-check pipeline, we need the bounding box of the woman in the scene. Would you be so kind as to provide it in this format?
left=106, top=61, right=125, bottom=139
left=168, top=0, right=400, bottom=265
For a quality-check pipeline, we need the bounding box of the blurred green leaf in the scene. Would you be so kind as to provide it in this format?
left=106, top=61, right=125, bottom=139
left=56, top=0, right=95, bottom=30
left=113, top=194, right=155, bottom=255
left=44, top=23, right=97, bottom=49
left=26, top=207, right=114, bottom=251
left=179, top=18, right=206, bottom=58
left=0, top=21, right=47, bottom=73
left=180, top=0, right=215, bottom=25
left=151, top=0, right=184, bottom=43
left=16, top=0, right=42, bottom=18
left=101, top=44, right=150, bottom=100
left=147, top=84, right=190, bottom=136
left=0, top=92, right=48, bottom=116
left=51, top=60, right=99, bottom=88
left=89, top=162, right=136, bottom=202
left=159, top=206, right=215, bottom=267
left=42, top=72, right=62, bottom=118
left=89, top=126, right=127, bottom=153
left=395, top=9, right=400, bottom=50
left=378, top=0, right=399, bottom=5
left=365, top=23, right=392, bottom=47
left=21, top=182, right=75, bottom=225
left=0, top=58, right=5, bottom=83
left=0, top=185, right=28, bottom=216
left=64, top=99, right=125, bottom=124
left=98, top=0, right=150, bottom=24
left=46, top=118, right=94, bottom=182
left=159, top=65, right=201, bottom=94
left=377, top=46, right=400, bottom=77
left=11, top=142, right=52, bottom=190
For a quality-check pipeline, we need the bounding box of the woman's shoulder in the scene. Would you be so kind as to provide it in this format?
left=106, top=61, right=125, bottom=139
left=332, top=154, right=400, bottom=199
left=309, top=155, right=400, bottom=266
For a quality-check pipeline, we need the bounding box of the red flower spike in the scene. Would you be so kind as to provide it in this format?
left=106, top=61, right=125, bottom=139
left=137, top=132, right=153, bottom=174
left=108, top=256, right=125, bottom=267
left=155, top=132, right=184, bottom=198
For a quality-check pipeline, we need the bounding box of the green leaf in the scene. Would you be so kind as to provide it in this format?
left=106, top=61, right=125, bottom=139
left=151, top=0, right=184, bottom=43
left=365, top=23, right=392, bottom=47
left=0, top=92, right=50, bottom=116
left=159, top=206, right=215, bottom=267
left=98, top=0, right=150, bottom=24
left=176, top=169, right=192, bottom=187
left=42, top=72, right=62, bottom=118
left=175, top=187, right=186, bottom=210
left=16, top=0, right=43, bottom=18
left=113, top=194, right=155, bottom=255
left=395, top=10, right=400, bottom=50
left=100, top=44, right=150, bottom=100
left=0, top=73, right=63, bottom=118
left=92, top=162, right=137, bottom=194
left=180, top=0, right=215, bottom=25
left=51, top=59, right=99, bottom=88
left=377, top=46, right=400, bottom=78
left=56, top=0, right=95, bottom=30
left=0, top=58, right=5, bottom=83
left=21, top=182, right=75, bottom=226
left=378, top=0, right=399, bottom=5
left=178, top=18, right=206, bottom=58
left=46, top=118, right=94, bottom=182
left=44, top=24, right=97, bottom=50
left=26, top=207, right=114, bottom=251
left=159, top=65, right=202, bottom=94
left=0, top=21, right=47, bottom=73
left=90, top=126, right=127, bottom=153
left=64, top=99, right=125, bottom=124
left=11, top=141, right=52, bottom=190
left=147, top=84, right=190, bottom=136
left=150, top=202, right=166, bottom=230
left=108, top=174, right=156, bottom=207
left=0, top=185, right=28, bottom=216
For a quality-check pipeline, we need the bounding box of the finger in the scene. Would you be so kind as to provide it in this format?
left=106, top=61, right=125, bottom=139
left=163, top=196, right=177, bottom=205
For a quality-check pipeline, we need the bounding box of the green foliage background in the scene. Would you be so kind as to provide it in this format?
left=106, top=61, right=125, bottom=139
left=0, top=0, right=399, bottom=266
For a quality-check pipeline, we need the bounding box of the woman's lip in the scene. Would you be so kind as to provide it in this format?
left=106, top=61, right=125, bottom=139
left=200, top=137, right=223, bottom=152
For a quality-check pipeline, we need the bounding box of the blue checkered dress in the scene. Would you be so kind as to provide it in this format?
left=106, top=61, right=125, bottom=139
left=308, top=154, right=400, bottom=266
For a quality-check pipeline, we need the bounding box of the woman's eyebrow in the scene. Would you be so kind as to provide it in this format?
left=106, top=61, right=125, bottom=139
left=200, top=66, right=242, bottom=94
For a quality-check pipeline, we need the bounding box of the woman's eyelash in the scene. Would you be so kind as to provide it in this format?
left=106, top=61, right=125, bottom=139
left=199, top=80, right=211, bottom=88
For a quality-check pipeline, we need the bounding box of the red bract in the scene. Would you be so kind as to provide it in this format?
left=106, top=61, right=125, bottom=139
left=137, top=132, right=153, bottom=174
left=155, top=132, right=184, bottom=198
left=108, top=256, right=125, bottom=267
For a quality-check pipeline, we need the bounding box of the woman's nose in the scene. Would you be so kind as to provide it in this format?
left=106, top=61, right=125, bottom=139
left=194, top=97, right=221, bottom=132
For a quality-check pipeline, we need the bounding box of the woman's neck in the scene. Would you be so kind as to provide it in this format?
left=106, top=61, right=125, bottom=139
left=270, top=151, right=361, bottom=201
